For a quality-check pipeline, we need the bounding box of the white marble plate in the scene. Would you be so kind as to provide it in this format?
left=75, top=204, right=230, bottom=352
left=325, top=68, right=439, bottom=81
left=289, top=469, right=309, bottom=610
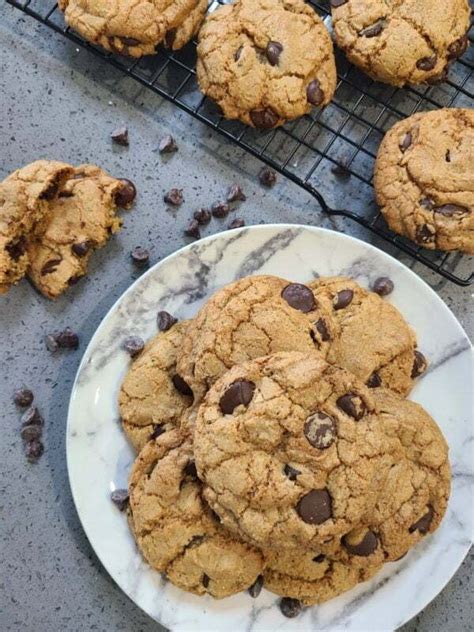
left=67, top=225, right=473, bottom=632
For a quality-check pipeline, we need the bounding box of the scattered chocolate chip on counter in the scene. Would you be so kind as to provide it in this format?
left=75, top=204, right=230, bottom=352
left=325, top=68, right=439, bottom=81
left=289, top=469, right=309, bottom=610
left=228, top=218, right=245, bottom=229
left=372, top=276, right=394, bottom=296
left=194, top=208, right=212, bottom=225
left=21, top=424, right=42, bottom=442
left=184, top=219, right=201, bottom=239
left=111, top=126, right=129, bottom=146
left=226, top=184, right=246, bottom=203
left=45, top=334, right=59, bottom=353
left=25, top=438, right=44, bottom=463
left=111, top=489, right=129, bottom=511
left=123, top=336, right=145, bottom=358
left=55, top=327, right=79, bottom=350
left=159, top=134, right=178, bottom=154
left=13, top=388, right=34, bottom=408
left=331, top=159, right=351, bottom=179
left=130, top=246, right=150, bottom=268
left=279, top=597, right=302, bottom=618
left=211, top=201, right=230, bottom=218
left=164, top=188, right=184, bottom=206
left=157, top=310, right=178, bottom=332
left=258, top=166, right=277, bottom=187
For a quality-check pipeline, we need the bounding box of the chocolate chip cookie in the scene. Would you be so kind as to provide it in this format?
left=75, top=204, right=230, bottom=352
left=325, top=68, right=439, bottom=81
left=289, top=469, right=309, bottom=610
left=176, top=275, right=336, bottom=402
left=331, top=0, right=471, bottom=86
left=374, top=108, right=474, bottom=253
left=119, top=321, right=192, bottom=452
left=194, top=351, right=401, bottom=550
left=58, top=0, right=208, bottom=57
left=27, top=165, right=136, bottom=298
left=128, top=428, right=264, bottom=598
left=0, top=160, right=73, bottom=294
left=309, top=276, right=422, bottom=395
left=196, top=0, right=337, bottom=128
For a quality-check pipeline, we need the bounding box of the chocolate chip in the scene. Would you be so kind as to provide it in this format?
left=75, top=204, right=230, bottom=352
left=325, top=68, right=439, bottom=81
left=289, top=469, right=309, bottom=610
left=111, top=126, right=129, bottom=146
left=280, top=597, right=302, bottom=618
left=434, top=204, right=470, bottom=217
left=284, top=464, right=301, bottom=481
left=211, top=201, right=230, bottom=218
left=25, top=439, right=44, bottom=463
left=336, top=392, right=366, bottom=420
left=304, top=412, right=337, bottom=449
left=111, top=489, right=129, bottom=511
left=194, top=208, right=212, bottom=225
left=234, top=46, right=243, bottom=62
left=416, top=55, right=437, bottom=71
left=172, top=374, right=193, bottom=397
left=416, top=224, right=435, bottom=244
left=258, top=166, right=277, bottom=187
left=297, top=489, right=332, bottom=524
left=21, top=424, right=42, bottom=442
left=219, top=379, right=256, bottom=414
left=44, top=334, right=59, bottom=353
left=331, top=160, right=351, bottom=179
left=447, top=35, right=468, bottom=61
left=58, top=190, right=74, bottom=198
left=68, top=276, right=82, bottom=286
left=343, top=530, right=378, bottom=556
left=149, top=425, right=165, bottom=441
left=281, top=283, right=315, bottom=313
left=409, top=505, right=434, bottom=534
left=313, top=554, right=326, bottom=563
left=248, top=574, right=264, bottom=598
left=56, top=328, right=79, bottom=350
left=21, top=406, right=44, bottom=427
left=157, top=310, right=178, bottom=332
left=202, top=574, right=210, bottom=588
left=266, top=41, right=283, bottom=66
left=123, top=336, right=145, bottom=358
left=159, top=134, right=178, bottom=154
left=366, top=372, right=382, bottom=388
left=41, top=259, right=62, bottom=275
left=72, top=241, right=90, bottom=257
left=164, top=188, right=184, bottom=206
left=165, top=29, right=176, bottom=48
left=359, top=19, right=385, bottom=37
left=445, top=149, right=451, bottom=163
left=130, top=246, right=149, bottom=267
left=411, top=350, right=427, bottom=378
left=420, top=198, right=434, bottom=210
left=250, top=108, right=279, bottom=129
left=116, top=179, right=137, bottom=207
left=371, top=276, right=394, bottom=296
left=226, top=184, right=246, bottom=203
left=229, top=218, right=246, bottom=229
left=306, top=79, right=324, bottom=106
left=315, top=318, right=331, bottom=342
left=5, top=236, right=26, bottom=262
left=13, top=389, right=34, bottom=408
left=333, top=289, right=353, bottom=310
left=40, top=180, right=59, bottom=201
left=184, top=460, right=198, bottom=479
left=399, top=132, right=412, bottom=152
left=330, top=0, right=348, bottom=5
left=184, top=219, right=201, bottom=239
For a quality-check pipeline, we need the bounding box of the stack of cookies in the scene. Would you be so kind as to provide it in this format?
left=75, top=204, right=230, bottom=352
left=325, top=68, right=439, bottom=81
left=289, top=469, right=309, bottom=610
left=120, top=274, right=450, bottom=616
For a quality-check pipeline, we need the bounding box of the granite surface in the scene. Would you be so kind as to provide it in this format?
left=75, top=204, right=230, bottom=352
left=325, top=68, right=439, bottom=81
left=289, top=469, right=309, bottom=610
left=0, top=4, right=472, bottom=631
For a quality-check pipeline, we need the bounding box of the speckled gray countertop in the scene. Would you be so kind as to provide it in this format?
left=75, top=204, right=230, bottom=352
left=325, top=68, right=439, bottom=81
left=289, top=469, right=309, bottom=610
left=1, top=5, right=472, bottom=631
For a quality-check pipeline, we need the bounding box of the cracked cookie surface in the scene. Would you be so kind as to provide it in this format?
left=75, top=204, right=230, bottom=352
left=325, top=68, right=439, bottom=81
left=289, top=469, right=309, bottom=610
left=0, top=160, right=73, bottom=294
left=374, top=108, right=474, bottom=253
left=27, top=164, right=135, bottom=298
left=194, top=351, right=401, bottom=549
left=128, top=428, right=264, bottom=598
left=309, top=276, right=420, bottom=395
left=331, top=0, right=470, bottom=86
left=196, top=0, right=337, bottom=128
left=58, top=0, right=208, bottom=57
left=119, top=321, right=192, bottom=452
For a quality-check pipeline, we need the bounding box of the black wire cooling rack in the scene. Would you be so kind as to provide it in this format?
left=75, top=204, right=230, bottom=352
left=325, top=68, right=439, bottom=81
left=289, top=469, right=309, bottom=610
left=6, top=0, right=474, bottom=285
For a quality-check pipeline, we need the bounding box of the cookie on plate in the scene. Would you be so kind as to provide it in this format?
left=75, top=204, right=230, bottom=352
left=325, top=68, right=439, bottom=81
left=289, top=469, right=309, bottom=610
left=331, top=0, right=471, bottom=87
left=374, top=108, right=474, bottom=254
left=309, top=276, right=423, bottom=395
left=196, top=0, right=337, bottom=128
left=176, top=275, right=337, bottom=402
left=0, top=160, right=73, bottom=294
left=26, top=164, right=136, bottom=298
left=128, top=428, right=264, bottom=598
left=119, top=321, right=193, bottom=452
left=58, top=0, right=208, bottom=57
left=194, top=351, right=401, bottom=550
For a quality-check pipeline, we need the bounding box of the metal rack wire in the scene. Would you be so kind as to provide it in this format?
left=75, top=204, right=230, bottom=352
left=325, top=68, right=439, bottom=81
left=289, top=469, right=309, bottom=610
left=6, top=0, right=474, bottom=285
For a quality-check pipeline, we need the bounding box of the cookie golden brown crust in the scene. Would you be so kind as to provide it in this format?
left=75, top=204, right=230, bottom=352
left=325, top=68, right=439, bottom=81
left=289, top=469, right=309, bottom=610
left=331, top=0, right=470, bottom=87
left=374, top=108, right=474, bottom=254
left=196, top=0, right=337, bottom=128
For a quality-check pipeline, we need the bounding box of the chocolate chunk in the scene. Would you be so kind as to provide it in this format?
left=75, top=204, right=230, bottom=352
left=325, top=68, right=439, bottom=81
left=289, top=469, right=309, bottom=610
left=416, top=55, right=437, bottom=71
left=159, top=134, right=178, bottom=154
left=41, top=259, right=62, bottom=275
left=304, top=412, right=337, bottom=449
left=359, top=19, right=385, bottom=37
left=258, top=166, right=277, bottom=187
left=284, top=464, right=301, bottom=481
left=184, top=219, right=201, bottom=239
left=315, top=318, right=331, bottom=341
left=111, top=489, right=129, bottom=511
left=56, top=328, right=79, bottom=350
left=149, top=424, right=165, bottom=441
left=13, top=389, right=34, bottom=408
left=164, top=188, right=184, bottom=206
left=416, top=224, right=435, bottom=244
left=306, top=79, right=324, bottom=106
left=194, top=208, right=212, bottom=225
left=228, top=218, right=246, bottom=229
left=72, top=241, right=90, bottom=257
left=40, top=180, right=59, bottom=201
left=411, top=350, right=427, bottom=378
left=165, top=29, right=176, bottom=48
left=5, top=236, right=26, bottom=261
left=313, top=554, right=326, bottom=563
left=399, top=132, right=412, bottom=152
left=447, top=35, right=468, bottom=61
left=343, top=530, right=378, bottom=556
left=172, top=374, right=193, bottom=397
left=280, top=597, right=302, bottom=618
left=266, top=41, right=283, bottom=66
left=250, top=108, right=279, bottom=129
left=333, top=289, right=353, bottom=310
left=21, top=424, right=42, bottom=442
left=226, top=184, right=246, bottom=203
left=202, top=574, right=210, bottom=588
left=111, top=126, right=129, bottom=146
left=336, top=392, right=366, bottom=420
left=248, top=574, right=264, bottom=598
left=297, top=489, right=332, bottom=524
left=157, top=310, right=178, bottom=332
left=371, top=276, right=394, bottom=296
left=234, top=46, right=243, bottom=62
left=123, top=336, right=145, bottom=358
left=44, top=334, right=59, bottom=353
left=130, top=246, right=150, bottom=267
left=219, top=379, right=256, bottom=414
left=184, top=460, right=198, bottom=479
left=409, top=505, right=434, bottom=534
left=25, top=439, right=44, bottom=463
left=211, top=201, right=230, bottom=218
left=281, top=283, right=316, bottom=313
left=366, top=372, right=382, bottom=388
left=434, top=204, right=470, bottom=217
left=21, top=406, right=44, bottom=427
left=116, top=179, right=137, bottom=207
left=330, top=0, right=348, bottom=6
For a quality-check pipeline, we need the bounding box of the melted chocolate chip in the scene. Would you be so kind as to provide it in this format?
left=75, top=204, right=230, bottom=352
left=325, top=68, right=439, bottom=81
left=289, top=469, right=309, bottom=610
left=234, top=46, right=243, bottom=62
left=211, top=201, right=230, bottom=218
left=415, top=224, right=435, bottom=244
left=313, top=554, right=326, bottom=563
left=359, top=19, right=385, bottom=37
left=399, top=132, right=412, bottom=152
left=420, top=198, right=434, bottom=210
left=184, top=460, right=198, bottom=479
left=72, top=241, right=91, bottom=257
left=281, top=283, right=316, bottom=313
left=41, top=259, right=62, bottom=275
left=164, top=188, right=184, bottom=206
left=172, top=375, right=193, bottom=397
left=5, top=236, right=26, bottom=262
left=343, top=530, right=378, bottom=556
left=445, top=149, right=451, bottom=163
left=333, top=289, right=353, bottom=310
left=40, top=180, right=60, bottom=200
left=306, top=79, right=324, bottom=106
left=304, top=412, right=337, bottom=449
left=165, top=29, right=176, bottom=48
left=434, top=204, right=470, bottom=217
left=157, top=310, right=178, bottom=331
left=202, top=574, right=210, bottom=588
left=159, top=134, right=178, bottom=154
left=315, top=318, right=331, bottom=342
left=194, top=208, right=212, bottom=225
left=219, top=379, right=256, bottom=414
left=371, top=276, right=394, bottom=296
left=366, top=372, right=382, bottom=388
left=297, top=489, right=332, bottom=524
left=116, top=179, right=137, bottom=207
left=248, top=575, right=264, bottom=598
left=250, top=108, right=279, bottom=129
left=336, top=392, right=366, bottom=420
left=123, top=336, right=145, bottom=358
left=284, top=464, right=301, bottom=481
left=111, top=489, right=129, bottom=511
left=330, top=0, right=348, bottom=5
left=409, top=505, right=434, bottom=534
left=13, top=388, right=34, bottom=408
left=111, top=126, right=129, bottom=146
left=411, top=350, right=427, bottom=378
left=416, top=55, right=437, bottom=71
left=121, top=37, right=140, bottom=47
left=447, top=35, right=468, bottom=61
left=266, top=41, right=283, bottom=66
left=149, top=425, right=165, bottom=441
left=226, top=184, right=246, bottom=203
